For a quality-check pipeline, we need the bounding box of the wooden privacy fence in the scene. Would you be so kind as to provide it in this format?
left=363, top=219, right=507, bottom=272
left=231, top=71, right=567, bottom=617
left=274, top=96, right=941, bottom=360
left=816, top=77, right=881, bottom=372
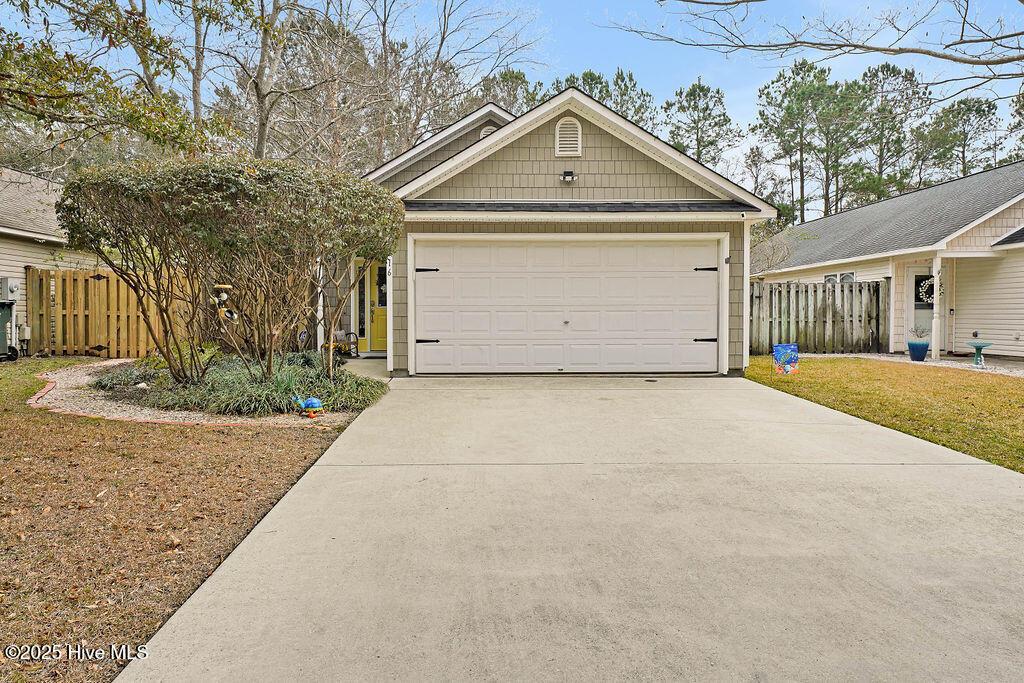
left=26, top=267, right=161, bottom=358
left=750, top=280, right=890, bottom=355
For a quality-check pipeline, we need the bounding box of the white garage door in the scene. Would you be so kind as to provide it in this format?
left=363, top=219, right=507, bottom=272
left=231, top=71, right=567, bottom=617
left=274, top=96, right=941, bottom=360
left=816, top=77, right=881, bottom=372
left=412, top=239, right=721, bottom=373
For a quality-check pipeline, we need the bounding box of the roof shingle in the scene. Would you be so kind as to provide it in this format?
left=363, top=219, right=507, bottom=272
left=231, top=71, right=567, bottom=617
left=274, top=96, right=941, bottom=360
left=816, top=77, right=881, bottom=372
left=0, top=167, right=63, bottom=241
left=993, top=225, right=1024, bottom=247
left=759, top=161, right=1024, bottom=272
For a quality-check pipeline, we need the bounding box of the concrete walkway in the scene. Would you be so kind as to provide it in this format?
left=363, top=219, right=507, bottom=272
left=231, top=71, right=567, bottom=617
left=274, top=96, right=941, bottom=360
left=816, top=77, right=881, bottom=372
left=121, top=377, right=1024, bottom=681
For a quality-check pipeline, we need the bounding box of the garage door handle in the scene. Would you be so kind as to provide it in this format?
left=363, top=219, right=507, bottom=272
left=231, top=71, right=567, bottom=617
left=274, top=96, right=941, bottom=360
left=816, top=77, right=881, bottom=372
left=416, top=339, right=440, bottom=343
left=694, top=266, right=718, bottom=272
left=693, top=337, right=718, bottom=343
left=415, top=267, right=440, bottom=272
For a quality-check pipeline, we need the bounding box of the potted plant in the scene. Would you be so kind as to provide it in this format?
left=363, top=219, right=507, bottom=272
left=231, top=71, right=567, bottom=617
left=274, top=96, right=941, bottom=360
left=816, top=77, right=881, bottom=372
left=907, top=326, right=930, bottom=361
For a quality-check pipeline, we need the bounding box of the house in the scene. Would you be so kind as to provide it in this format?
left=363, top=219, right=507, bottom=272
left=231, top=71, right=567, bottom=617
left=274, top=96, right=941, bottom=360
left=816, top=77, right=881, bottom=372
left=754, top=162, right=1024, bottom=358
left=353, top=88, right=777, bottom=375
left=0, top=167, right=96, bottom=346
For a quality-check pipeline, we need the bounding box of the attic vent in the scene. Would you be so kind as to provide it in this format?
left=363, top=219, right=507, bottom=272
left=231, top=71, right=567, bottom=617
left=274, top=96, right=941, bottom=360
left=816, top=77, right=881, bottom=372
left=554, top=116, right=582, bottom=157
left=479, top=125, right=497, bottom=139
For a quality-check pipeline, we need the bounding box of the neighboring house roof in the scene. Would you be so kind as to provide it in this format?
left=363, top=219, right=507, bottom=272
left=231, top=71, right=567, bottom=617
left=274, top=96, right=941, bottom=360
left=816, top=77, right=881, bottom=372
left=393, top=88, right=777, bottom=217
left=363, top=103, right=514, bottom=183
left=403, top=199, right=755, bottom=213
left=992, top=225, right=1024, bottom=249
left=757, top=161, right=1024, bottom=274
left=0, top=167, right=65, bottom=244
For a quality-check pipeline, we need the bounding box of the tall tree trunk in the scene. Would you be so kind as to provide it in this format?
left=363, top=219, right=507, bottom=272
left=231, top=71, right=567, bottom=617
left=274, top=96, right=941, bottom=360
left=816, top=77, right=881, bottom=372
left=190, top=1, right=205, bottom=135
left=798, top=129, right=806, bottom=223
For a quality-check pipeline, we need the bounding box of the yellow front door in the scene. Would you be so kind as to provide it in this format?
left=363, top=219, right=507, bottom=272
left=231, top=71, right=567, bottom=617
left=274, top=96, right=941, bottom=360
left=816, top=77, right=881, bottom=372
left=368, top=261, right=387, bottom=352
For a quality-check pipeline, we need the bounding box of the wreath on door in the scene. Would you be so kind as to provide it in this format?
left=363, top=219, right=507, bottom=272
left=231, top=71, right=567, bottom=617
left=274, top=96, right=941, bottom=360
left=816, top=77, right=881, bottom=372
left=918, top=272, right=944, bottom=304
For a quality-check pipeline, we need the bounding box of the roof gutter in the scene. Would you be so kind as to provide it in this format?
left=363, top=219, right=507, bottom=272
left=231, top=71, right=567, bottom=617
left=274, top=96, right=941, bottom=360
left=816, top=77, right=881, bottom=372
left=755, top=244, right=939, bottom=277
left=405, top=211, right=753, bottom=223
left=0, top=224, right=65, bottom=245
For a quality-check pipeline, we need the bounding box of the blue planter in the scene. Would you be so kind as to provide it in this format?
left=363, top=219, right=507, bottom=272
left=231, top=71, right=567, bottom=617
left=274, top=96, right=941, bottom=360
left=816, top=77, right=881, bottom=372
left=907, top=340, right=930, bottom=361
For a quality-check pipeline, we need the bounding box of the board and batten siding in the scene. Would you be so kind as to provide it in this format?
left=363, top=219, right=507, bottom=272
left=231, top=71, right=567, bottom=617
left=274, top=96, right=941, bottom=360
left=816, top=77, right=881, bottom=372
left=392, top=220, right=746, bottom=373
left=952, top=248, right=1024, bottom=357
left=380, top=119, right=507, bottom=192
left=419, top=116, right=717, bottom=201
left=0, top=234, right=97, bottom=327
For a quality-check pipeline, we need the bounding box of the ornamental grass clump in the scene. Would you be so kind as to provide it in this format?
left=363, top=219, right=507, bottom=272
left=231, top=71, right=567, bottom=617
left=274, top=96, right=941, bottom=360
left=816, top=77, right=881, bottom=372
left=93, top=353, right=388, bottom=416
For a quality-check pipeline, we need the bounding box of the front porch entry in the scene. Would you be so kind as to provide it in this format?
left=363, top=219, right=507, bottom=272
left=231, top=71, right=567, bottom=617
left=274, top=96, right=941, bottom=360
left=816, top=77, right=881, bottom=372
left=354, top=260, right=388, bottom=354
left=904, top=264, right=946, bottom=351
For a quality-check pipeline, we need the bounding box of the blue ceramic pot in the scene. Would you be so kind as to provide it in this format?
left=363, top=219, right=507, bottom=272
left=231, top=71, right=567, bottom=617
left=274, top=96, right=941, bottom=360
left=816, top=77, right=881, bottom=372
left=907, top=340, right=929, bottom=361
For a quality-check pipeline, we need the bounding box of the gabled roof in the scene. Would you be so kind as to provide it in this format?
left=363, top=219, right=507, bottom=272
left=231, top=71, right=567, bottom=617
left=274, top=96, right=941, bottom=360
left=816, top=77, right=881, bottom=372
left=758, top=161, right=1024, bottom=274
left=393, top=88, right=777, bottom=216
left=363, top=103, right=513, bottom=183
left=993, top=225, right=1024, bottom=249
left=0, top=167, right=65, bottom=244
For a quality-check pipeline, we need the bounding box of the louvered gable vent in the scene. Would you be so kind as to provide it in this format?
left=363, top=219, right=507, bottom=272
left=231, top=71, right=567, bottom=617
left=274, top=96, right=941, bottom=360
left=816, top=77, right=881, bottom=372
left=479, top=125, right=497, bottom=138
left=554, top=116, right=582, bottom=157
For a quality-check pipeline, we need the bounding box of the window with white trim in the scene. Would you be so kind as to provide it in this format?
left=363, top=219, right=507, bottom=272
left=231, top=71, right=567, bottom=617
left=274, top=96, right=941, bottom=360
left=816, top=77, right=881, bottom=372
left=824, top=272, right=854, bottom=284
left=479, top=125, right=497, bottom=139
left=554, top=116, right=582, bottom=157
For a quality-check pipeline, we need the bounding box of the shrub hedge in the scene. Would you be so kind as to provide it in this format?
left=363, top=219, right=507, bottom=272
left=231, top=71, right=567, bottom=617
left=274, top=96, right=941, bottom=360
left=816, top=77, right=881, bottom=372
left=93, top=352, right=387, bottom=416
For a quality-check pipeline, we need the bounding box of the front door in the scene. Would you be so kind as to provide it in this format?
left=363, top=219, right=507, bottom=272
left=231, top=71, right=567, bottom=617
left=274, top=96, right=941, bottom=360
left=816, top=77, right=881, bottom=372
left=905, top=265, right=943, bottom=350
left=368, top=261, right=388, bottom=352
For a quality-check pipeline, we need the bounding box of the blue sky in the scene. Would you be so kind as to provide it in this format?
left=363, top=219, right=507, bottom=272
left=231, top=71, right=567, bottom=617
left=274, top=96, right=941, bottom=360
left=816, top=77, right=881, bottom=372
left=520, top=0, right=1023, bottom=130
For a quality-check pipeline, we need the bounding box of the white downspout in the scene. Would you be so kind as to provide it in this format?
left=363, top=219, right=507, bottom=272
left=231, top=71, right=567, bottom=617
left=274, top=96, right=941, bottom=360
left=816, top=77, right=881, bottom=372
left=931, top=255, right=942, bottom=359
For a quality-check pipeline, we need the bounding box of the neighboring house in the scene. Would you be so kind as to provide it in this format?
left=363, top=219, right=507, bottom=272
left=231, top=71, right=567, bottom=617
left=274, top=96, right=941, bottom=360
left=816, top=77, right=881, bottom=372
left=0, top=167, right=97, bottom=342
left=754, top=162, right=1024, bottom=358
left=353, top=89, right=776, bottom=375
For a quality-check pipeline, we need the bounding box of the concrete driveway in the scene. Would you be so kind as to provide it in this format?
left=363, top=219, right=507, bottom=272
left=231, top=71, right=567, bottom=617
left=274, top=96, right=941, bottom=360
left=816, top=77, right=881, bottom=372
left=121, top=377, right=1024, bottom=681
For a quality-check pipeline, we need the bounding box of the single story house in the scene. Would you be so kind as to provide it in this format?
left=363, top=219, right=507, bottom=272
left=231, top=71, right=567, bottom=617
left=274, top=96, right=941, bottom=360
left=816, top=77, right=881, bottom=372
left=754, top=162, right=1024, bottom=358
left=0, top=167, right=96, bottom=345
left=353, top=88, right=777, bottom=376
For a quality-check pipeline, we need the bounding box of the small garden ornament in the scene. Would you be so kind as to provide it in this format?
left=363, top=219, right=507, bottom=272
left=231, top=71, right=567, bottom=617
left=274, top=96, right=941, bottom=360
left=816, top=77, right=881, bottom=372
left=292, top=395, right=324, bottom=419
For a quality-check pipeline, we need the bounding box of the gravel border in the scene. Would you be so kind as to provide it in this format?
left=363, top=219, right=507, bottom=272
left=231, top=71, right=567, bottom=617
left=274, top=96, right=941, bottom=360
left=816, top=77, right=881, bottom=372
left=28, top=358, right=356, bottom=428
left=801, top=352, right=1024, bottom=378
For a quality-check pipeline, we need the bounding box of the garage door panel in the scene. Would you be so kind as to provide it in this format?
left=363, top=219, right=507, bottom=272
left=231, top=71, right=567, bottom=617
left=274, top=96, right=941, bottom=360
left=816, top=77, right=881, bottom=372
left=531, top=277, right=565, bottom=301
left=418, top=306, right=714, bottom=340
left=456, top=277, right=491, bottom=301
left=567, top=245, right=601, bottom=267
left=495, top=245, right=528, bottom=267
left=493, top=277, right=529, bottom=303
left=413, top=240, right=720, bottom=373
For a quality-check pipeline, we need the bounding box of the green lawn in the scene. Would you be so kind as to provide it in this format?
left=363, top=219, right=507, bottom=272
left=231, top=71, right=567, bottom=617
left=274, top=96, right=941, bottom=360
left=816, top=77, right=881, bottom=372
left=746, top=356, right=1024, bottom=474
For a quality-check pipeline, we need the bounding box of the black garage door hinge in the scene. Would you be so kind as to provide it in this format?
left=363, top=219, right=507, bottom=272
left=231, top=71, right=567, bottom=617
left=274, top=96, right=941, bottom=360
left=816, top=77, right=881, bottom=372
left=693, top=337, right=718, bottom=343
left=694, top=266, right=718, bottom=272
left=416, top=339, right=440, bottom=343
left=415, top=267, right=440, bottom=272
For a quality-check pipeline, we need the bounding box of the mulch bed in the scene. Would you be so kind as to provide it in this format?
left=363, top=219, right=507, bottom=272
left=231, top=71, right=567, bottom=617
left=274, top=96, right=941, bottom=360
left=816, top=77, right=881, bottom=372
left=1, top=357, right=339, bottom=682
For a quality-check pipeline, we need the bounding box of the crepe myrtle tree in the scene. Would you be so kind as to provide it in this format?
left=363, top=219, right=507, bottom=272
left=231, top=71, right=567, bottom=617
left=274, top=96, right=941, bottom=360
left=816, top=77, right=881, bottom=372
left=58, top=158, right=403, bottom=382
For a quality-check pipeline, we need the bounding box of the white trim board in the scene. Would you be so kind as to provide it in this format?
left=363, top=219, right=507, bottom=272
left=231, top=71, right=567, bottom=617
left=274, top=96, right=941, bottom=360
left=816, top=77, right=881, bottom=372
left=364, top=103, right=513, bottom=183
left=405, top=211, right=751, bottom=223
left=0, top=225, right=65, bottom=244
left=404, top=232, right=732, bottom=376
left=757, top=245, right=940, bottom=277
left=393, top=89, right=777, bottom=216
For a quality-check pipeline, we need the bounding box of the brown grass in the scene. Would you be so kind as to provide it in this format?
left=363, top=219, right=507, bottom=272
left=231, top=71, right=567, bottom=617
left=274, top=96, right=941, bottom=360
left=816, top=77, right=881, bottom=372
left=747, top=356, right=1024, bottom=473
left=1, top=357, right=338, bottom=682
